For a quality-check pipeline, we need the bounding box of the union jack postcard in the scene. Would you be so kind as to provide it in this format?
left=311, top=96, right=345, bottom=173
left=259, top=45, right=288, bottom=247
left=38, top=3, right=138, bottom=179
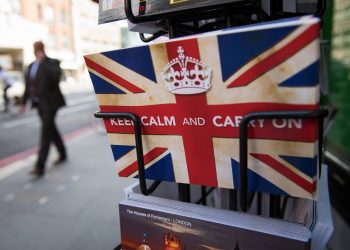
left=85, top=16, right=321, bottom=199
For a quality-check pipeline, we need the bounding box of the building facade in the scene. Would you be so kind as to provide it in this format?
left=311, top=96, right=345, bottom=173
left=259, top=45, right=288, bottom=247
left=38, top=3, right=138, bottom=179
left=72, top=0, right=121, bottom=80
left=0, top=0, right=122, bottom=81
left=0, top=0, right=47, bottom=70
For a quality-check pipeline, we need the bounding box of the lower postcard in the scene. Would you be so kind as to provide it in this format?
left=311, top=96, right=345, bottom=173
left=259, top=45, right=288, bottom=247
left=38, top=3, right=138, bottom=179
left=119, top=202, right=311, bottom=250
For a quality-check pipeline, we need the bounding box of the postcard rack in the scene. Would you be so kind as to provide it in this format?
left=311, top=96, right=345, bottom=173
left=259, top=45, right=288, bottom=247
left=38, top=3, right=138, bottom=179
left=95, top=108, right=328, bottom=250
left=94, top=1, right=330, bottom=249
left=95, top=109, right=328, bottom=212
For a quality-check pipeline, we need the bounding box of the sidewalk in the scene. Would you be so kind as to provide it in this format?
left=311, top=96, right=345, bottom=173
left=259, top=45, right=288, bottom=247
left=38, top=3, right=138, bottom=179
left=0, top=125, right=349, bottom=250
left=0, top=127, right=134, bottom=250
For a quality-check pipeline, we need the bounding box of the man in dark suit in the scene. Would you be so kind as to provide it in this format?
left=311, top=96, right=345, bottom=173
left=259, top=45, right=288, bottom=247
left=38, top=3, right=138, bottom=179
left=21, top=41, right=67, bottom=177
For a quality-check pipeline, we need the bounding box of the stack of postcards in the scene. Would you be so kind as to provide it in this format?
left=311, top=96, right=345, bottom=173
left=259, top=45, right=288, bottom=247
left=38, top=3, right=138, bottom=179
left=119, top=165, right=332, bottom=250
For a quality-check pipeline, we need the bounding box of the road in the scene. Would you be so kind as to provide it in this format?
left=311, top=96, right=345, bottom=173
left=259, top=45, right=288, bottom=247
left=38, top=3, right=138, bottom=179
left=0, top=85, right=99, bottom=160
left=0, top=97, right=134, bottom=250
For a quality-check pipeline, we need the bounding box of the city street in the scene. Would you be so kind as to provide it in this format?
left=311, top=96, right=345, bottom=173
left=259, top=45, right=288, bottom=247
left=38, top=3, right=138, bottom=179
left=0, top=81, right=135, bottom=250
left=0, top=82, right=98, bottom=159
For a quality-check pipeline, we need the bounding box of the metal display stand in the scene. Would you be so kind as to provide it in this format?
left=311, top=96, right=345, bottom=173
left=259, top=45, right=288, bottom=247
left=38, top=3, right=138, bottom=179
left=95, top=109, right=328, bottom=213
left=239, top=109, right=328, bottom=212
left=93, top=1, right=330, bottom=249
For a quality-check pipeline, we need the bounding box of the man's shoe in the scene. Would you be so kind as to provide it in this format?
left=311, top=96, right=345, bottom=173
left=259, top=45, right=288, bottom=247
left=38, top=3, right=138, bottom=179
left=29, top=168, right=45, bottom=177
left=53, top=156, right=67, bottom=166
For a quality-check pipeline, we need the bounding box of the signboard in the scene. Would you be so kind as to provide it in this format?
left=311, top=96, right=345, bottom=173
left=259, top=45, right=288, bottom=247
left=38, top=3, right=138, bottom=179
left=85, top=16, right=321, bottom=199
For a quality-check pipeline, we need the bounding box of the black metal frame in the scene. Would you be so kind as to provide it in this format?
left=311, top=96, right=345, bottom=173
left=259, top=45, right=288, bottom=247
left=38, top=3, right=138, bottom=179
left=139, top=30, right=167, bottom=43
left=239, top=109, right=328, bottom=212
left=94, top=111, right=161, bottom=196
left=124, top=0, right=250, bottom=24
left=123, top=0, right=327, bottom=41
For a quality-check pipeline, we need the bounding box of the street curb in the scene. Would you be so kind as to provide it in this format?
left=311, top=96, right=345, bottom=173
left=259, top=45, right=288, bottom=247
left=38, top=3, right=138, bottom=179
left=0, top=126, right=95, bottom=170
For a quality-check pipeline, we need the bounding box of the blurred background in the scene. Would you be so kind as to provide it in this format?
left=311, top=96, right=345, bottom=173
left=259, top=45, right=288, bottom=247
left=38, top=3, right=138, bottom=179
left=0, top=0, right=142, bottom=108
left=0, top=0, right=349, bottom=250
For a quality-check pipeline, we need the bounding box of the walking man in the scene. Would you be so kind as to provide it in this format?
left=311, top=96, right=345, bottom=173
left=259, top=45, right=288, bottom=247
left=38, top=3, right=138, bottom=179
left=21, top=41, right=67, bottom=177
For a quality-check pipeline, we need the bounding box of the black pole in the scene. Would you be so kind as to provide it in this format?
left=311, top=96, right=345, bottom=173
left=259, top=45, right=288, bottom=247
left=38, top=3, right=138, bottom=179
left=270, top=0, right=283, bottom=19
left=201, top=186, right=207, bottom=205
left=229, top=189, right=238, bottom=211
left=269, top=194, right=281, bottom=218
left=257, top=192, right=262, bottom=215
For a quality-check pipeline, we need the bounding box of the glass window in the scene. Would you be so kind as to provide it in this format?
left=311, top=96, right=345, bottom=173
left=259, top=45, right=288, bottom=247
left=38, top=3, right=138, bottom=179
left=37, top=4, right=42, bottom=19
left=48, top=33, right=56, bottom=48
left=62, top=35, right=69, bottom=49
left=44, top=6, right=54, bottom=23
left=61, top=9, right=67, bottom=23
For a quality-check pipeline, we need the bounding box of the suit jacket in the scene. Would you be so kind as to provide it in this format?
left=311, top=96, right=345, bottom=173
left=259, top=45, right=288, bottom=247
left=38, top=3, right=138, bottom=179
left=23, top=56, right=65, bottom=113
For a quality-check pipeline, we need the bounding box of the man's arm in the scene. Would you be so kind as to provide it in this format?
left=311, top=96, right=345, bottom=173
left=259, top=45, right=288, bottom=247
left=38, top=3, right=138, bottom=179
left=20, top=67, right=30, bottom=112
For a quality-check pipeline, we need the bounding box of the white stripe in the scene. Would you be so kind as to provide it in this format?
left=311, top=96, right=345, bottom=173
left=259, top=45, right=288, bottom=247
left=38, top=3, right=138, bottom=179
left=248, top=155, right=313, bottom=199
left=277, top=154, right=315, bottom=183
left=0, top=155, right=35, bottom=180
left=0, top=128, right=94, bottom=181
left=226, top=24, right=313, bottom=83
left=206, top=40, right=320, bottom=105
left=1, top=103, right=94, bottom=129
left=86, top=52, right=176, bottom=106
left=109, top=133, right=189, bottom=183
left=86, top=66, right=132, bottom=94
left=145, top=150, right=170, bottom=169
left=86, top=53, right=154, bottom=89
left=213, top=138, right=318, bottom=198
left=126, top=150, right=170, bottom=179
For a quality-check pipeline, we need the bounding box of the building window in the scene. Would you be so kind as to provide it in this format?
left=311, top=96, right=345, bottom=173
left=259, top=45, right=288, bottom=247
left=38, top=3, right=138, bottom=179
left=44, top=6, right=54, bottom=23
left=61, top=9, right=67, bottom=23
left=0, top=0, right=20, bottom=14
left=37, top=4, right=42, bottom=20
left=62, top=35, right=69, bottom=49
left=48, top=33, right=56, bottom=48
left=13, top=0, right=21, bottom=14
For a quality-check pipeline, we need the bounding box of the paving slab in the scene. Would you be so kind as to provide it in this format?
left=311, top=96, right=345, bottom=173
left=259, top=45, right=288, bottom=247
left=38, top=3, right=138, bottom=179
left=0, top=128, right=134, bottom=250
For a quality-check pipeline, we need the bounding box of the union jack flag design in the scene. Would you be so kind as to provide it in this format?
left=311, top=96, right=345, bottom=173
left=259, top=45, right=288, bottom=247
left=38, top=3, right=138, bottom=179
left=85, top=16, right=321, bottom=199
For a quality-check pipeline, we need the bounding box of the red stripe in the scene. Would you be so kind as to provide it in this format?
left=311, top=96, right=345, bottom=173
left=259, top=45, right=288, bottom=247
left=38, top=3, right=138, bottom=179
left=250, top=153, right=316, bottom=193
left=118, top=147, right=168, bottom=177
left=165, top=39, right=219, bottom=186
left=0, top=126, right=94, bottom=169
left=84, top=57, right=145, bottom=93
left=0, top=147, right=37, bottom=169
left=228, top=23, right=320, bottom=88
left=101, top=103, right=319, bottom=142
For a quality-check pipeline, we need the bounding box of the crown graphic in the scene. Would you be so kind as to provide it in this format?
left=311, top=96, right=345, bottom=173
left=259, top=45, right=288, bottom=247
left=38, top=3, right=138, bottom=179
left=161, top=46, right=211, bottom=95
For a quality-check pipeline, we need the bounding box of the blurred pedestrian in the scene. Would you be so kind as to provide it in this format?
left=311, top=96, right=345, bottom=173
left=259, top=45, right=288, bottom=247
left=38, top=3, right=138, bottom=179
left=0, top=65, right=13, bottom=112
left=21, top=41, right=67, bottom=177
